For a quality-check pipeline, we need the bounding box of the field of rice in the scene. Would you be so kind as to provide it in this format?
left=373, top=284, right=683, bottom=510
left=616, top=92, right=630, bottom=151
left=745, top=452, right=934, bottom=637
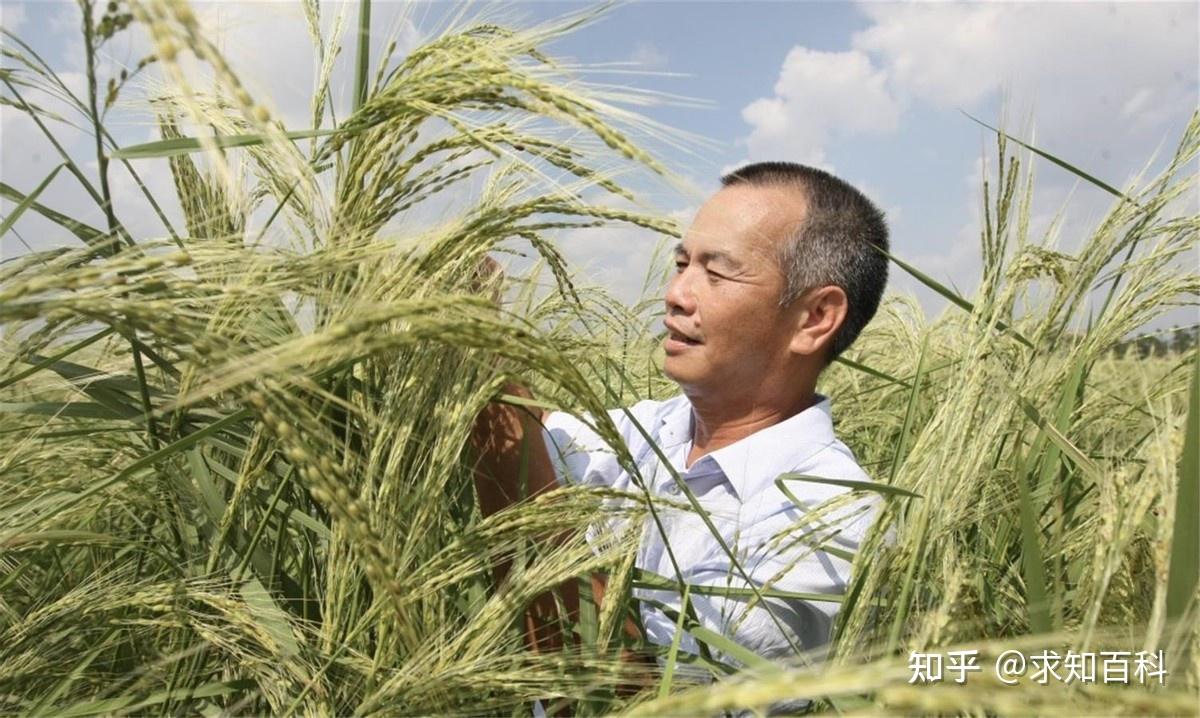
left=1, top=1, right=1196, bottom=715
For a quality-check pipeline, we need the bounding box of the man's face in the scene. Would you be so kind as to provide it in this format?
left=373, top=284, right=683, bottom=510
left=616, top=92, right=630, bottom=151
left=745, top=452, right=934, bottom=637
left=663, top=184, right=807, bottom=396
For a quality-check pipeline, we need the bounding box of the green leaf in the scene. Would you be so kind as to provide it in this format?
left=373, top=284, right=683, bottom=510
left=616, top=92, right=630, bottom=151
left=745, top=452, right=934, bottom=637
left=0, top=401, right=130, bottom=420
left=577, top=574, right=599, bottom=650
left=775, top=473, right=923, bottom=499
left=25, top=355, right=155, bottom=422
left=112, top=128, right=338, bottom=160
left=0, top=328, right=116, bottom=391
left=834, top=355, right=911, bottom=390
left=54, top=680, right=256, bottom=718
left=658, top=582, right=690, bottom=699
left=641, top=597, right=775, bottom=672
left=879, top=247, right=1034, bottom=349
left=353, top=0, right=372, bottom=112
left=0, top=181, right=109, bottom=248
left=187, top=447, right=227, bottom=531
left=241, top=577, right=302, bottom=658
left=0, top=163, right=63, bottom=239
left=497, top=391, right=559, bottom=416
left=29, top=354, right=164, bottom=396
left=889, top=334, right=928, bottom=485
left=1013, top=392, right=1101, bottom=483
left=1, top=529, right=124, bottom=549
left=633, top=569, right=845, bottom=604
left=886, top=505, right=931, bottom=654
left=2, top=408, right=252, bottom=539
left=1016, top=431, right=1051, bottom=634
left=1038, top=361, right=1086, bottom=630
left=1167, top=350, right=1199, bottom=620
left=28, top=629, right=117, bottom=718
left=0, top=94, right=69, bottom=124
left=963, top=111, right=1142, bottom=207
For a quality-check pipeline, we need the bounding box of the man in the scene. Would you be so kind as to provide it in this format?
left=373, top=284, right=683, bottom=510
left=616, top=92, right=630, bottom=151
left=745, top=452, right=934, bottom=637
left=472, top=161, right=888, bottom=668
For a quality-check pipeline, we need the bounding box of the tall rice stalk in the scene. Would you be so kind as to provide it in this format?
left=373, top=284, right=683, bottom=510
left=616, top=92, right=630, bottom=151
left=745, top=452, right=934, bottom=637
left=627, top=116, right=1200, bottom=715
left=1, top=2, right=680, bottom=713
left=1, top=1, right=1196, bottom=715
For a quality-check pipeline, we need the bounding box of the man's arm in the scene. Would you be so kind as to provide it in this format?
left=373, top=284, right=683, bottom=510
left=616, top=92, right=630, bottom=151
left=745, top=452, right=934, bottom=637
left=466, top=260, right=651, bottom=673
left=469, top=383, right=651, bottom=673
left=468, top=382, right=570, bottom=652
left=466, top=257, right=560, bottom=516
left=469, top=382, right=557, bottom=518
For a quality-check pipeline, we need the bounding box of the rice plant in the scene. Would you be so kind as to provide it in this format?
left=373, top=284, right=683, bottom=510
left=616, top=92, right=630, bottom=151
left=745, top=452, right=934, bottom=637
left=628, top=121, right=1200, bottom=716
left=1, top=1, right=1196, bottom=715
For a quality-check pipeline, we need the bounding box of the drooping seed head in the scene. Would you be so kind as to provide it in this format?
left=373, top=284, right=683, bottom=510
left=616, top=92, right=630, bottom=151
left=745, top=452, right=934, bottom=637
left=157, top=38, right=177, bottom=62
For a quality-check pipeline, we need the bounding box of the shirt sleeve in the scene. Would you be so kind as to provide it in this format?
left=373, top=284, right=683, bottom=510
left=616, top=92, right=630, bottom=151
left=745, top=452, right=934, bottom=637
left=540, top=410, right=623, bottom=489
left=541, top=399, right=665, bottom=491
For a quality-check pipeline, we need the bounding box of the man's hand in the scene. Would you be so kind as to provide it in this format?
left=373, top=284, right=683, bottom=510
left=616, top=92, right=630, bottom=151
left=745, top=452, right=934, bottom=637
left=470, top=254, right=504, bottom=308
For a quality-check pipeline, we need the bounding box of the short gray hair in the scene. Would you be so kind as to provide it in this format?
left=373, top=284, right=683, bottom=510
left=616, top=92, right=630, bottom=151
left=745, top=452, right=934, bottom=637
left=720, top=162, right=889, bottom=364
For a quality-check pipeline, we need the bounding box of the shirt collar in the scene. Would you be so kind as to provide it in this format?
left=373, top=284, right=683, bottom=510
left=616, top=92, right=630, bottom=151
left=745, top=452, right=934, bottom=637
left=658, top=393, right=838, bottom=501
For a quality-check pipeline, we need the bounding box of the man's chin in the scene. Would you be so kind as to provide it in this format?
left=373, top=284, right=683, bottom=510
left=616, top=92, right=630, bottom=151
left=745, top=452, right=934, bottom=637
left=661, top=358, right=696, bottom=387
left=662, top=359, right=680, bottom=383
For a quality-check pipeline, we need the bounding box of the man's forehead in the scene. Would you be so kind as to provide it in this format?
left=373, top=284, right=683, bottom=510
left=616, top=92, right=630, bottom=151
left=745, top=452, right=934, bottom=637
left=681, top=184, right=807, bottom=255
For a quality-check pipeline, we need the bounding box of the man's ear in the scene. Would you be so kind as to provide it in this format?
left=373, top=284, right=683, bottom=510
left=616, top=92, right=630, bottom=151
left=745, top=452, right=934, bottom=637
left=788, top=285, right=848, bottom=360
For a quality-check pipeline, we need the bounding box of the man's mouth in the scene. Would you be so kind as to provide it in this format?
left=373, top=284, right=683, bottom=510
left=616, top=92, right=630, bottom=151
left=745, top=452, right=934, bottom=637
left=664, top=321, right=702, bottom=351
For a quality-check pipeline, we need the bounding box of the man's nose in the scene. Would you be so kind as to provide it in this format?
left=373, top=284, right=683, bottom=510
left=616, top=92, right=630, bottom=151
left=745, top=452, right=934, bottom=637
left=664, top=267, right=696, bottom=314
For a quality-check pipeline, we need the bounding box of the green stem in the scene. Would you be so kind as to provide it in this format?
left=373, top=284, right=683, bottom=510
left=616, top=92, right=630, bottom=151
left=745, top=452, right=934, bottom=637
left=353, top=0, right=371, bottom=113
left=82, top=0, right=160, bottom=449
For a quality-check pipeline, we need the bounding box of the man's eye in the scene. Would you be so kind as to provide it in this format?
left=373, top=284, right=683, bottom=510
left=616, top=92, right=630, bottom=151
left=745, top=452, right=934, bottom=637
left=674, top=261, right=688, bottom=273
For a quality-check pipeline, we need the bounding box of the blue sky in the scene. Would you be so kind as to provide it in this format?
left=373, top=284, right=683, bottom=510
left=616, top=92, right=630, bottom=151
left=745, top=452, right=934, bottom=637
left=2, top=1, right=1197, bottom=330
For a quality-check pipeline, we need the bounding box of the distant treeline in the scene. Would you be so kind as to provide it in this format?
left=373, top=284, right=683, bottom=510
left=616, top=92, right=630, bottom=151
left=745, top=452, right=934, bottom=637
left=1110, top=324, right=1199, bottom=358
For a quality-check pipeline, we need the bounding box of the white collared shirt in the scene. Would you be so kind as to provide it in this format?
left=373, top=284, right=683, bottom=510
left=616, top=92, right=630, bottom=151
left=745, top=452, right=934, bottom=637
left=542, top=392, right=878, bottom=665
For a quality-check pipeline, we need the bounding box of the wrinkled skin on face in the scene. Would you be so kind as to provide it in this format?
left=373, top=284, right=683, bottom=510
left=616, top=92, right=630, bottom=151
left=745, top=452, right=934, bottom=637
left=663, top=184, right=836, bottom=409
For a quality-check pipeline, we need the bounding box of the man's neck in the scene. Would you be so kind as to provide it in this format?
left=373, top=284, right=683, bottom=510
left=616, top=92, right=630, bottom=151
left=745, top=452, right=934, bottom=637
left=684, top=386, right=818, bottom=467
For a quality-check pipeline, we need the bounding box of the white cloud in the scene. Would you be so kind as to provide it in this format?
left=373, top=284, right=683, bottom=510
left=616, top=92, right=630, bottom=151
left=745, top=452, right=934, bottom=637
left=733, top=1, right=1196, bottom=327
left=628, top=41, right=667, bottom=69
left=1, top=2, right=27, bottom=31
left=857, top=4, right=1194, bottom=105
left=0, top=96, right=98, bottom=258
left=1, top=0, right=431, bottom=257
left=739, top=46, right=899, bottom=169
left=78, top=2, right=423, bottom=133
left=171, top=2, right=347, bottom=128
left=0, top=104, right=56, bottom=181
left=189, top=2, right=419, bottom=128
left=739, top=2, right=1196, bottom=174
left=853, top=3, right=1197, bottom=152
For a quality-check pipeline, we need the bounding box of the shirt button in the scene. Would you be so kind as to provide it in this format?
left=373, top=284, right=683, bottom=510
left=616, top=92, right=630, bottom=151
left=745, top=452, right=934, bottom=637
left=664, top=482, right=681, bottom=496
